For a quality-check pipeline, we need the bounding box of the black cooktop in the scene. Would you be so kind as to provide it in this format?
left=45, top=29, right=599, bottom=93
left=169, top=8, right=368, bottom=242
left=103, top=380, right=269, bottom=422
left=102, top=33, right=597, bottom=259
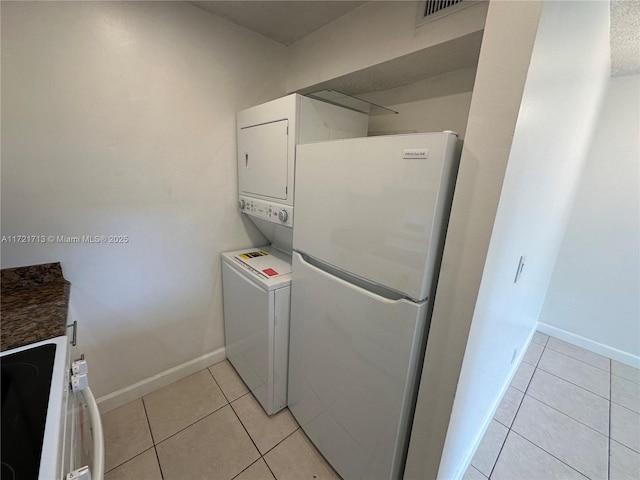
left=1, top=343, right=56, bottom=480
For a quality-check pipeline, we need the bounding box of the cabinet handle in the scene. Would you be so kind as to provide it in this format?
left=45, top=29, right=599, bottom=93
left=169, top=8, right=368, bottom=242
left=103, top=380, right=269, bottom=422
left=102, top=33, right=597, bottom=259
left=67, top=320, right=77, bottom=346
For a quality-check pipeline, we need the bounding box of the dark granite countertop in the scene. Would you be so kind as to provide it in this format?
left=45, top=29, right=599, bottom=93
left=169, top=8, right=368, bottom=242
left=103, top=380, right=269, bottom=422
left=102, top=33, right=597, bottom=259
left=1, top=262, right=70, bottom=351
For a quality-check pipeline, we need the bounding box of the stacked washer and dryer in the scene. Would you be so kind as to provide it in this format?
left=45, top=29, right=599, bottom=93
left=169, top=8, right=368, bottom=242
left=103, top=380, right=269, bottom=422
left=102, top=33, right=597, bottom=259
left=221, top=94, right=368, bottom=415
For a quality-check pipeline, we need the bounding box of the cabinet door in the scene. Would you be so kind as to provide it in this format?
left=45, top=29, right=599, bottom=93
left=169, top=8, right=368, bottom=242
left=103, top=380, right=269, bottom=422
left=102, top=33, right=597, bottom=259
left=238, top=120, right=289, bottom=200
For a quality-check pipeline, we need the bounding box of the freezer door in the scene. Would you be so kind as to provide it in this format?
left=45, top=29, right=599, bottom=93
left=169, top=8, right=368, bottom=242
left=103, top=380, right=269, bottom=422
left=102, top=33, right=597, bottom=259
left=238, top=120, right=289, bottom=201
left=293, top=133, right=459, bottom=301
left=288, top=252, right=427, bottom=480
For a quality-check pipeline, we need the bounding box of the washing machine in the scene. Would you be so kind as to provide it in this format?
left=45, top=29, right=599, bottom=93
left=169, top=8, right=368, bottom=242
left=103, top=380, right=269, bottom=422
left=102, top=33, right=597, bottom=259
left=221, top=246, right=292, bottom=415
left=222, top=94, right=367, bottom=415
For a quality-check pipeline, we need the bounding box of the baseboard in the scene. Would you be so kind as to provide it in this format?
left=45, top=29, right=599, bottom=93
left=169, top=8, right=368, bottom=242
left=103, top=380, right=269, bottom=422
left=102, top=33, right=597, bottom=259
left=96, top=347, right=227, bottom=414
left=450, top=328, right=536, bottom=480
left=537, top=323, right=640, bottom=368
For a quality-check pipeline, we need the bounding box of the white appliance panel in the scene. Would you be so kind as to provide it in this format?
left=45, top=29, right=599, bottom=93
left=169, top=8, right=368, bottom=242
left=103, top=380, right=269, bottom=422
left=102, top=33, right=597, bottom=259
left=238, top=120, right=289, bottom=201
left=222, top=255, right=290, bottom=415
left=288, top=252, right=427, bottom=480
left=293, top=133, right=458, bottom=301
left=223, top=261, right=272, bottom=411
left=272, top=285, right=291, bottom=411
left=236, top=93, right=368, bottom=210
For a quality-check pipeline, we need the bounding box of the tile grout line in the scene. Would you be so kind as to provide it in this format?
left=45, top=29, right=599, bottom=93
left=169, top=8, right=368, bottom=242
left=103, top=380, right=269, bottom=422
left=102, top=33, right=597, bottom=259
left=536, top=363, right=611, bottom=402
left=486, top=424, right=508, bottom=479
left=610, top=398, right=640, bottom=414
left=149, top=364, right=282, bottom=479
left=262, top=455, right=279, bottom=480
left=207, top=363, right=284, bottom=479
left=141, top=397, right=165, bottom=480
left=226, top=395, right=282, bottom=479
left=153, top=446, right=164, bottom=480
left=261, top=424, right=301, bottom=457
left=209, top=362, right=304, bottom=477
left=524, top=390, right=610, bottom=437
left=480, top=334, right=631, bottom=480
left=225, top=396, right=303, bottom=458
left=516, top=388, right=607, bottom=437
left=140, top=397, right=156, bottom=445
left=206, top=363, right=253, bottom=405
left=544, top=341, right=610, bottom=373
left=206, top=365, right=233, bottom=403
left=152, top=401, right=230, bottom=447
left=469, top=466, right=487, bottom=480
left=141, top=366, right=238, bottom=449
left=543, top=345, right=611, bottom=373
left=515, top=341, right=612, bottom=479
left=608, top=403, right=640, bottom=455
left=104, top=446, right=156, bottom=475
left=610, top=370, right=640, bottom=385
left=510, top=430, right=597, bottom=479
left=488, top=344, right=540, bottom=479
left=228, top=396, right=263, bottom=454
left=229, top=458, right=263, bottom=480
left=608, top=399, right=640, bottom=417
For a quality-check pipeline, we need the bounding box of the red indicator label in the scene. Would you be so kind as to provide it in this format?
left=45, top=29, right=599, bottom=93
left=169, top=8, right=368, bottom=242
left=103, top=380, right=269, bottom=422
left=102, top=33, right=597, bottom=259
left=263, top=268, right=279, bottom=277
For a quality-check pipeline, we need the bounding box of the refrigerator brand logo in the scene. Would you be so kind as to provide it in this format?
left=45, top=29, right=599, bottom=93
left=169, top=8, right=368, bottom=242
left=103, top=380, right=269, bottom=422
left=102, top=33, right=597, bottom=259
left=403, top=149, right=429, bottom=160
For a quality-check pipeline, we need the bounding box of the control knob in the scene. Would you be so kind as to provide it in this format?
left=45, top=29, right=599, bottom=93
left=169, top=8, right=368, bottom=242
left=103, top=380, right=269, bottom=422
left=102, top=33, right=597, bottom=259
left=238, top=199, right=245, bottom=210
left=278, top=209, right=288, bottom=223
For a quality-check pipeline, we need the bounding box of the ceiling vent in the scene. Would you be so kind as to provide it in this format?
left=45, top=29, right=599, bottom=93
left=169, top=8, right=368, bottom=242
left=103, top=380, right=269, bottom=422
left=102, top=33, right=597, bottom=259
left=416, top=0, right=480, bottom=27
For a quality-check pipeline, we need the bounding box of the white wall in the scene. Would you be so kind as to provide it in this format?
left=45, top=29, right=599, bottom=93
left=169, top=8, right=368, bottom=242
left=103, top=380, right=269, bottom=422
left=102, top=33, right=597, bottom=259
left=405, top=2, right=544, bottom=478
left=359, top=67, right=476, bottom=138
left=538, top=74, right=640, bottom=366
left=1, top=1, right=286, bottom=398
left=434, top=1, right=611, bottom=478
left=286, top=0, right=487, bottom=92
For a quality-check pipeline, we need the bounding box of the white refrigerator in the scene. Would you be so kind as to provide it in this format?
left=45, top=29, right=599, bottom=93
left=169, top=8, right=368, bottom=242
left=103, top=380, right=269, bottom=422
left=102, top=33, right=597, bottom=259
left=288, top=132, right=460, bottom=480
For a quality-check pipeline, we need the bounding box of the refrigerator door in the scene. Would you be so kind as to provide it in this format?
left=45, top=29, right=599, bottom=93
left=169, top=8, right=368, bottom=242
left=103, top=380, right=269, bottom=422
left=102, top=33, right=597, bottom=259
left=293, top=133, right=458, bottom=301
left=288, top=252, right=427, bottom=480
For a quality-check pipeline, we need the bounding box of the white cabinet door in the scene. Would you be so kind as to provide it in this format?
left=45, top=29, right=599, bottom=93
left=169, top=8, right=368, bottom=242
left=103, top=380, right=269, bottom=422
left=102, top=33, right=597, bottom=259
left=238, top=120, right=289, bottom=201
left=288, top=252, right=427, bottom=480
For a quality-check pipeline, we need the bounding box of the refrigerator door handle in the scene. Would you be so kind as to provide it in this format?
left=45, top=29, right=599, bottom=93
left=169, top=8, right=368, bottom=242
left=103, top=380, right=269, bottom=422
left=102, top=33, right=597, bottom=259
left=296, top=252, right=425, bottom=304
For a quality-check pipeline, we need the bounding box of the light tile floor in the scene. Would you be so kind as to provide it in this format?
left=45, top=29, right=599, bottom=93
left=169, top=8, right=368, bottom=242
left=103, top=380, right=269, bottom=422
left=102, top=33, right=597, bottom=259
left=101, top=360, right=340, bottom=480
left=102, top=333, right=639, bottom=480
left=464, top=332, right=640, bottom=480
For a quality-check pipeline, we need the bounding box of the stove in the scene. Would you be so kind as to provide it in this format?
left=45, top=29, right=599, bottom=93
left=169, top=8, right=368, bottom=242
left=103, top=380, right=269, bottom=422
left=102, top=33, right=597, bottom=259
left=2, top=342, right=59, bottom=479
left=1, top=334, right=104, bottom=480
left=1, top=337, right=71, bottom=480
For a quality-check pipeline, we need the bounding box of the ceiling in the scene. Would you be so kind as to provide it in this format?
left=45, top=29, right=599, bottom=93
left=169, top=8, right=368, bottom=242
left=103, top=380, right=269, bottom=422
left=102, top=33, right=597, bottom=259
left=190, top=1, right=365, bottom=46
left=191, top=1, right=639, bottom=80
left=611, top=0, right=640, bottom=76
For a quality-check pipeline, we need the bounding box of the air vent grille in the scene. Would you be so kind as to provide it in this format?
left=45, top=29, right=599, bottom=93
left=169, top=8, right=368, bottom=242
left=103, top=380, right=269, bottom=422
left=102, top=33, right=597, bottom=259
left=424, top=0, right=464, bottom=17
left=416, top=0, right=481, bottom=27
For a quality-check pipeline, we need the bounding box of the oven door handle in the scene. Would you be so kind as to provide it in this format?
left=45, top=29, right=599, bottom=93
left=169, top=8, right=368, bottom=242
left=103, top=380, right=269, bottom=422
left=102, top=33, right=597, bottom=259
left=82, top=386, right=104, bottom=480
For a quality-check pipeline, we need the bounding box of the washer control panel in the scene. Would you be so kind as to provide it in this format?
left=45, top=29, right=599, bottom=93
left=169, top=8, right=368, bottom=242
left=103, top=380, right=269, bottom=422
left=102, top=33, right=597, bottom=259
left=239, top=195, right=293, bottom=227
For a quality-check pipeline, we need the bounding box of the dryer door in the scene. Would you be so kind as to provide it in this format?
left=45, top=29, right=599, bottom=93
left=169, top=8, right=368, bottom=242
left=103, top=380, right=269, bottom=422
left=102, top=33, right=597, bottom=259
left=238, top=120, right=289, bottom=201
